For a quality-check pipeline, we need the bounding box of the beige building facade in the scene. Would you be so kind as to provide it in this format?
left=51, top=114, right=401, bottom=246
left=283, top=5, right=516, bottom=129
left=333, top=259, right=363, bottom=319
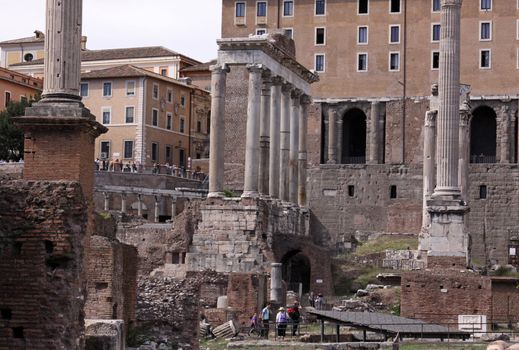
left=222, top=0, right=519, bottom=99
left=81, top=65, right=210, bottom=168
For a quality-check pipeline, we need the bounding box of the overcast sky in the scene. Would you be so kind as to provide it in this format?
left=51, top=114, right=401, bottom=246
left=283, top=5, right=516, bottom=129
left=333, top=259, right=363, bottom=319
left=0, top=0, right=222, bottom=63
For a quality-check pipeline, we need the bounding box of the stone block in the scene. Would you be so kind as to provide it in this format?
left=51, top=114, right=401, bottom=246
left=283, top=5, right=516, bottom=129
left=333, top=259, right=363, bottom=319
left=85, top=320, right=125, bottom=350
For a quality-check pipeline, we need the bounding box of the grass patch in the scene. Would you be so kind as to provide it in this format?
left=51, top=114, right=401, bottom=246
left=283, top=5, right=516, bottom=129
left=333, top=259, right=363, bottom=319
left=399, top=343, right=486, bottom=350
left=200, top=337, right=229, bottom=350
left=353, top=235, right=418, bottom=257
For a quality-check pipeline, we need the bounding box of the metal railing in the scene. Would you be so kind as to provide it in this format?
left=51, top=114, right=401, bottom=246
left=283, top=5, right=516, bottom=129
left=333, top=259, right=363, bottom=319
left=470, top=154, right=497, bottom=164
left=95, top=163, right=206, bottom=181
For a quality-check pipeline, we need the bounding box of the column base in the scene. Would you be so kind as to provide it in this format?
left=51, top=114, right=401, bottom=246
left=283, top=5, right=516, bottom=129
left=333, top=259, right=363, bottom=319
left=420, top=199, right=470, bottom=268
left=14, top=103, right=107, bottom=200
left=431, top=186, right=461, bottom=200
left=241, top=190, right=259, bottom=199
left=208, top=191, right=225, bottom=198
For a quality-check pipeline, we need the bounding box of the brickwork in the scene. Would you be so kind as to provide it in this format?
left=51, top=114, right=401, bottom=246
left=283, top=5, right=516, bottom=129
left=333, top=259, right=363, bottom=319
left=226, top=273, right=268, bottom=327
left=491, top=279, right=519, bottom=324
left=401, top=271, right=493, bottom=325
left=308, top=164, right=423, bottom=247
left=0, top=181, right=87, bottom=350
left=223, top=65, right=248, bottom=191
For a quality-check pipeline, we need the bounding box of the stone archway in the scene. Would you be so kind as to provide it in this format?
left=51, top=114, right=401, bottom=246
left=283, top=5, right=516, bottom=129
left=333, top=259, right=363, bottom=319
left=281, top=250, right=311, bottom=294
left=470, top=106, right=497, bottom=163
left=342, top=108, right=367, bottom=164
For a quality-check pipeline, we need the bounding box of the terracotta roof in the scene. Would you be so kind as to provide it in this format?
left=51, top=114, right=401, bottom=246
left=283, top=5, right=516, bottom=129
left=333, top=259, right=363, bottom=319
left=11, top=46, right=201, bottom=66
left=81, top=64, right=208, bottom=93
left=180, top=59, right=217, bottom=73
left=0, top=34, right=44, bottom=46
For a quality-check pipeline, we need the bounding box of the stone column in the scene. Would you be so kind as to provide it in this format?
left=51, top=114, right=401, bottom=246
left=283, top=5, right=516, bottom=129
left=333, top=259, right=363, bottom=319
left=121, top=193, right=127, bottom=214
left=269, top=77, right=283, bottom=199
left=336, top=119, right=343, bottom=164
left=208, top=64, right=229, bottom=198
left=279, top=83, right=292, bottom=201
left=299, top=95, right=311, bottom=207
left=137, top=194, right=143, bottom=217
left=368, top=101, right=381, bottom=164
left=327, top=108, right=337, bottom=164
left=42, top=0, right=83, bottom=100
left=171, top=197, right=177, bottom=218
left=154, top=196, right=160, bottom=223
left=242, top=64, right=264, bottom=199
left=432, top=0, right=462, bottom=199
left=459, top=108, right=470, bottom=201
left=258, top=71, right=272, bottom=196
left=103, top=192, right=110, bottom=211
left=270, top=263, right=283, bottom=304
left=289, top=89, right=301, bottom=203
left=422, top=111, right=437, bottom=228
left=500, top=106, right=510, bottom=164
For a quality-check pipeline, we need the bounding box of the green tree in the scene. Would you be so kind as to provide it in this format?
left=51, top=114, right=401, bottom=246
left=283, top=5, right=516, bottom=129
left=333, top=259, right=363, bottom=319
left=0, top=95, right=39, bottom=161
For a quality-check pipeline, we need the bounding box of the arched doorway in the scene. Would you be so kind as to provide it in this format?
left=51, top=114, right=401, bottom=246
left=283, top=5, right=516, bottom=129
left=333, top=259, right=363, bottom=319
left=342, top=109, right=367, bottom=164
left=281, top=250, right=311, bottom=294
left=470, top=106, right=497, bottom=163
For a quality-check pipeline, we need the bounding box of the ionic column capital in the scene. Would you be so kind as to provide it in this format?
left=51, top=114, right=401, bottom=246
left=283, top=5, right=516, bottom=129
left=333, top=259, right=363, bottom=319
left=271, top=76, right=284, bottom=86
left=291, top=89, right=303, bottom=104
left=246, top=63, right=265, bottom=74
left=441, top=0, right=462, bottom=8
left=210, top=63, right=230, bottom=74
left=281, top=82, right=293, bottom=94
left=300, top=94, right=312, bottom=106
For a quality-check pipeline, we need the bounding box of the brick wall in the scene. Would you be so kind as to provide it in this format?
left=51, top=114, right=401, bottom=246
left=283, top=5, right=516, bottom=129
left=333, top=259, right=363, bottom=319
left=0, top=181, right=87, bottom=350
left=491, top=279, right=519, bottom=324
left=226, top=273, right=268, bottom=327
left=401, top=271, right=492, bottom=325
left=85, top=214, right=138, bottom=328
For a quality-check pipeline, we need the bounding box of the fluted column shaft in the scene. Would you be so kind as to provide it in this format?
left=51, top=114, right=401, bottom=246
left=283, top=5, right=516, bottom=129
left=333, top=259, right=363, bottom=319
left=327, top=108, right=337, bottom=164
left=433, top=0, right=463, bottom=199
left=103, top=192, right=109, bottom=211
left=289, top=89, right=301, bottom=203
left=269, top=77, right=283, bottom=198
left=298, top=95, right=311, bottom=207
left=423, top=111, right=437, bottom=227
left=258, top=75, right=272, bottom=196
left=458, top=110, right=470, bottom=201
left=208, top=64, right=229, bottom=198
left=154, top=197, right=160, bottom=223
left=43, top=0, right=83, bottom=100
left=279, top=83, right=292, bottom=201
left=368, top=101, right=381, bottom=164
left=171, top=197, right=177, bottom=218
left=137, top=195, right=143, bottom=217
left=242, top=64, right=263, bottom=198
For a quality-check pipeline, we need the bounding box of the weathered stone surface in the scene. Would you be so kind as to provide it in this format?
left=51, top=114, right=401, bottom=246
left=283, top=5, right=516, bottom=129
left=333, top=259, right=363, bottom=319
left=0, top=180, right=88, bottom=349
left=85, top=319, right=125, bottom=350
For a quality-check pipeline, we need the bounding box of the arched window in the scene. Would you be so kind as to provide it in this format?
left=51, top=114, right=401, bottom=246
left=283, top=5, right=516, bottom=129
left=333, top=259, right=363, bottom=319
left=470, top=106, right=497, bottom=163
left=342, top=108, right=367, bottom=164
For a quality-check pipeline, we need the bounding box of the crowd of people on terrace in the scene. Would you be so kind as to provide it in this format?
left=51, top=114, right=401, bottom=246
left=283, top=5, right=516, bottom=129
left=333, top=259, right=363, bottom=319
left=94, top=158, right=206, bottom=181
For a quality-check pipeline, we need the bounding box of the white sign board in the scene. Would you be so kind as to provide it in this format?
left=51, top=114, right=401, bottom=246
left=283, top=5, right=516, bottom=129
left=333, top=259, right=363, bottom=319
left=458, top=315, right=487, bottom=336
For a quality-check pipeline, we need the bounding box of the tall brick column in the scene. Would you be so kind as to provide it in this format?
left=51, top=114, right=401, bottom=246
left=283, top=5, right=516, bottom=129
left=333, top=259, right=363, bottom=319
left=242, top=64, right=263, bottom=199
left=258, top=72, right=272, bottom=196
left=269, top=77, right=283, bottom=199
